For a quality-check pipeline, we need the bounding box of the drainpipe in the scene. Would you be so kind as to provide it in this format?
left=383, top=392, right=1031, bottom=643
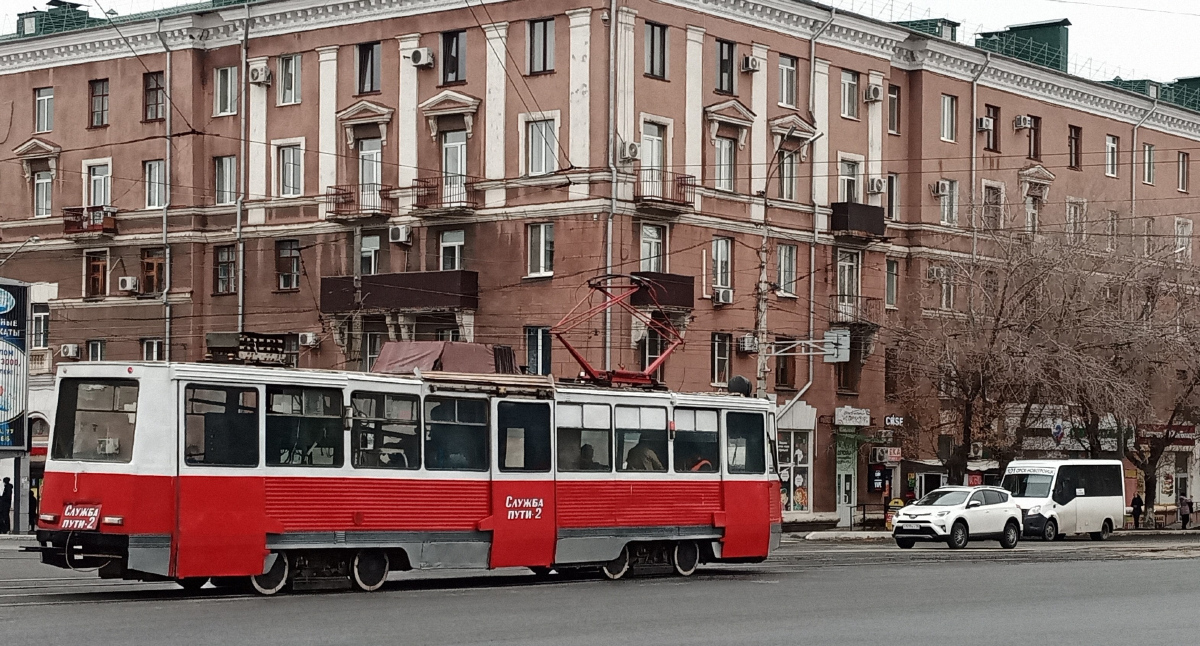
left=797, top=9, right=835, bottom=399
left=236, top=4, right=250, bottom=333
left=1131, top=96, right=1158, bottom=223
left=969, top=53, right=991, bottom=267
left=155, top=19, right=173, bottom=360
left=604, top=0, right=619, bottom=372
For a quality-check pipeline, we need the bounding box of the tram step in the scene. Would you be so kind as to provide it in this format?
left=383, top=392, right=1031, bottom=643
left=291, top=576, right=352, bottom=592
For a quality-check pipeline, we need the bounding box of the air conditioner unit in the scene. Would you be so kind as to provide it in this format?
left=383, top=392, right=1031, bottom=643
left=389, top=224, right=412, bottom=244
left=863, top=84, right=884, bottom=103
left=737, top=333, right=759, bottom=354
left=871, top=447, right=890, bottom=463
left=713, top=288, right=733, bottom=305
left=117, top=276, right=139, bottom=293
left=619, top=140, right=641, bottom=162
left=930, top=179, right=952, bottom=197
left=968, top=441, right=984, bottom=459
left=741, top=55, right=761, bottom=73
left=1013, top=115, right=1034, bottom=130
left=976, top=116, right=995, bottom=132
left=410, top=47, right=435, bottom=68
left=867, top=177, right=887, bottom=194
left=248, top=65, right=272, bottom=86
left=60, top=343, right=80, bottom=359
left=298, top=332, right=320, bottom=347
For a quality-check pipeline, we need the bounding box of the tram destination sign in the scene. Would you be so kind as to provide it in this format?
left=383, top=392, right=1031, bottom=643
left=0, top=278, right=29, bottom=450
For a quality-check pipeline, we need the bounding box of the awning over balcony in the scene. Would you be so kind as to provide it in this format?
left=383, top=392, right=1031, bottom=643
left=320, top=270, right=479, bottom=313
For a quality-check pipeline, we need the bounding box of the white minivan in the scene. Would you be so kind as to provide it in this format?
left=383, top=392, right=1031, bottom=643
left=1001, top=459, right=1126, bottom=541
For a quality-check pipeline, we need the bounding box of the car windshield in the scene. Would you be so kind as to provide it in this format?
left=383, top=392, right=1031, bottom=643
left=914, top=490, right=968, bottom=506
left=1002, top=474, right=1053, bottom=498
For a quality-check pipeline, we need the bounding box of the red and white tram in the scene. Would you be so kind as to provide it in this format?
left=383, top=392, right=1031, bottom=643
left=33, top=362, right=781, bottom=593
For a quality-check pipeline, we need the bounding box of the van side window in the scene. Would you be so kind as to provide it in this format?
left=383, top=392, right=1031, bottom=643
left=351, top=391, right=420, bottom=469
left=556, top=403, right=612, bottom=472
left=673, top=408, right=719, bottom=473
left=1053, top=465, right=1082, bottom=504
left=185, top=384, right=259, bottom=466
left=266, top=386, right=344, bottom=466
left=497, top=401, right=552, bottom=472
left=425, top=397, right=488, bottom=471
left=726, top=412, right=766, bottom=474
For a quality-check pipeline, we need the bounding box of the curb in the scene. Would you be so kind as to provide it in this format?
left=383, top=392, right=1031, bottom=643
left=803, top=531, right=892, bottom=541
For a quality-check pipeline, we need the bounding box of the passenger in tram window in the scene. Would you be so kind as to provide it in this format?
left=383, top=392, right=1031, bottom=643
left=625, top=437, right=664, bottom=471
left=578, top=444, right=603, bottom=470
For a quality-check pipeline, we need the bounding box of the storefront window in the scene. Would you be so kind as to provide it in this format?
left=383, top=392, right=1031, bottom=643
left=777, top=430, right=811, bottom=512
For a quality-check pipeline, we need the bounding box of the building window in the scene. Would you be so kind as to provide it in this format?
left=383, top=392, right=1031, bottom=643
left=85, top=251, right=107, bottom=297
left=142, top=247, right=165, bottom=294
left=215, top=156, right=236, bottom=205
left=142, top=339, right=164, bottom=361
left=836, top=250, right=861, bottom=303
left=34, top=87, right=53, bottom=133
left=145, top=160, right=165, bottom=209
left=886, top=259, right=898, bottom=307
left=777, top=244, right=797, bottom=296
left=527, top=119, right=557, bottom=176
left=711, top=333, right=732, bottom=385
left=1027, top=115, right=1041, bottom=160
left=984, top=105, right=1000, bottom=152
left=884, top=347, right=899, bottom=399
left=1026, top=195, right=1043, bottom=236
left=645, top=22, right=667, bottom=79
left=640, top=224, right=665, bottom=272
left=441, top=229, right=465, bottom=270
left=87, top=340, right=105, bottom=362
left=641, top=324, right=666, bottom=382
left=89, top=79, right=109, bottom=127
left=714, top=137, right=735, bottom=191
left=33, top=170, right=52, bottom=218
left=716, top=40, right=735, bottom=93
left=712, top=237, right=732, bottom=290
left=1106, top=135, right=1119, bottom=177
left=442, top=30, right=467, bottom=84
left=87, top=164, right=110, bottom=207
left=214, top=67, right=237, bottom=116
left=939, top=179, right=958, bottom=225
left=32, top=304, right=49, bottom=349
left=1143, top=218, right=1155, bottom=256
left=436, top=328, right=461, bottom=342
left=982, top=184, right=1003, bottom=229
left=887, top=85, right=900, bottom=134
left=276, top=240, right=300, bottom=291
left=940, top=94, right=957, bottom=142
left=779, top=55, right=797, bottom=107
left=932, top=265, right=954, bottom=310
left=214, top=245, right=236, bottom=294
left=357, top=42, right=381, bottom=93
left=1180, top=152, right=1191, bottom=193
left=279, top=145, right=302, bottom=197
left=1068, top=125, right=1082, bottom=170
left=1067, top=201, right=1085, bottom=244
left=886, top=172, right=899, bottom=220
left=838, top=159, right=859, bottom=203
left=1176, top=218, right=1193, bottom=263
left=363, top=332, right=384, bottom=372
left=528, top=222, right=554, bottom=276
left=144, top=72, right=165, bottom=121
left=778, top=150, right=797, bottom=201
left=840, top=70, right=859, bottom=119
left=1144, top=143, right=1156, bottom=185
left=1106, top=210, right=1119, bottom=252
left=528, top=18, right=554, bottom=73
left=360, top=235, right=380, bottom=276
left=278, top=54, right=301, bottom=105
left=775, top=337, right=795, bottom=389
left=440, top=130, right=468, bottom=204
left=525, top=326, right=552, bottom=375
left=778, top=429, right=811, bottom=512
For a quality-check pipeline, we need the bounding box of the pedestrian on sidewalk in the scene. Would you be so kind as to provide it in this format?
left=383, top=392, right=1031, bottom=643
left=1131, top=492, right=1144, bottom=529
left=1180, top=496, right=1192, bottom=530
left=0, top=477, right=11, bottom=534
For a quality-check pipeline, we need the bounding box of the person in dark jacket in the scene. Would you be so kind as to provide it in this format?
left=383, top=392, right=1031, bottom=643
left=0, top=477, right=12, bottom=534
left=1131, top=493, right=1144, bottom=529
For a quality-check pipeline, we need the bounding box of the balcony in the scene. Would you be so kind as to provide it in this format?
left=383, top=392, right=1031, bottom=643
left=630, top=271, right=695, bottom=311
left=63, top=206, right=117, bottom=239
left=320, top=270, right=479, bottom=314
left=634, top=170, right=696, bottom=216
left=412, top=175, right=481, bottom=215
left=830, top=202, right=886, bottom=239
left=828, top=294, right=883, bottom=328
left=325, top=183, right=397, bottom=221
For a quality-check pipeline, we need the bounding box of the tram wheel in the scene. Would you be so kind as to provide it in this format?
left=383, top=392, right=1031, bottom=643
left=250, top=553, right=290, bottom=596
left=601, top=545, right=631, bottom=580
left=672, top=541, right=700, bottom=577
left=351, top=550, right=389, bottom=592
left=177, top=577, right=208, bottom=592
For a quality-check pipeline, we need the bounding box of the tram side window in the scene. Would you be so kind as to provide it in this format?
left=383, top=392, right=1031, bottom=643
left=425, top=397, right=488, bottom=471
left=266, top=386, right=344, bottom=467
left=184, top=385, right=259, bottom=466
left=557, top=403, right=612, bottom=472
left=51, top=379, right=139, bottom=463
left=726, top=412, right=766, bottom=474
left=497, top=401, right=552, bottom=472
left=673, top=408, right=719, bottom=473
left=351, top=391, right=420, bottom=470
left=615, top=405, right=668, bottom=472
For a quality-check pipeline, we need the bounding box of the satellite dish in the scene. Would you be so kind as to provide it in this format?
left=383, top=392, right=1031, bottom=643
left=727, top=375, right=752, bottom=397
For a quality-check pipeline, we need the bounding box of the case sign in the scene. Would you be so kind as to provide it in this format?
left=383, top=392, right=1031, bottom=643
left=0, top=280, right=28, bottom=449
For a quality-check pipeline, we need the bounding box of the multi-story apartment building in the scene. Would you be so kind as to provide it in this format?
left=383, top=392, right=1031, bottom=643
left=2, top=0, right=1198, bottom=527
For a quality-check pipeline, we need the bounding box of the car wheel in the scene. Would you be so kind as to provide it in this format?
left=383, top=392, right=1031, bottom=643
left=948, top=521, right=969, bottom=549
left=1090, top=520, right=1112, bottom=541
left=1041, top=518, right=1058, bottom=543
left=1000, top=521, right=1020, bottom=549
left=895, top=538, right=916, bottom=549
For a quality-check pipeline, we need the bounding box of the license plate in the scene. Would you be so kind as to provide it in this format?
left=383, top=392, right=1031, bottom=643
left=61, top=504, right=102, bottom=530
left=898, top=523, right=917, bottom=530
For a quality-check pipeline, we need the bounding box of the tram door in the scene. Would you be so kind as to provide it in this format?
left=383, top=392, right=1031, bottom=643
left=721, top=411, right=772, bottom=558
left=489, top=399, right=557, bottom=568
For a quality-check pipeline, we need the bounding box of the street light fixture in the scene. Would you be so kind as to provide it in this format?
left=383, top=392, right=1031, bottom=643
left=0, top=236, right=40, bottom=268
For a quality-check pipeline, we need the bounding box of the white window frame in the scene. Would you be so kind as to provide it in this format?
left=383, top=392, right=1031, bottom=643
left=34, top=87, right=53, bottom=133
left=711, top=333, right=732, bottom=386
left=777, top=243, right=797, bottom=297
left=1143, top=217, right=1155, bottom=257
left=33, top=170, right=53, bottom=218
left=1106, top=209, right=1119, bottom=252
left=640, top=223, right=666, bottom=272
left=934, top=265, right=954, bottom=311
left=714, top=136, right=736, bottom=191
left=887, top=85, right=900, bottom=134
left=525, top=326, right=552, bottom=375
left=87, top=339, right=105, bottom=362
left=144, top=159, right=165, bottom=209
left=940, top=94, right=957, bottom=142
left=840, top=70, right=859, bottom=119
left=214, top=66, right=237, bottom=117
left=269, top=137, right=306, bottom=199
left=836, top=249, right=861, bottom=298
left=31, top=303, right=50, bottom=350
left=837, top=153, right=863, bottom=203
left=939, top=179, right=959, bottom=225
left=1180, top=151, right=1190, bottom=193
left=1066, top=198, right=1087, bottom=244
left=1143, top=143, right=1155, bottom=185
left=778, top=55, right=797, bottom=108
left=981, top=180, right=1005, bottom=229
left=360, top=234, right=381, bottom=276
left=518, top=112, right=560, bottom=177
left=214, top=156, right=237, bottom=205
left=886, top=172, right=899, bottom=220
left=885, top=259, right=898, bottom=308
left=82, top=158, right=112, bottom=208
left=712, top=237, right=732, bottom=290
left=528, top=222, right=554, bottom=276
left=1105, top=135, right=1119, bottom=177
left=778, top=150, right=797, bottom=201
left=440, top=229, right=465, bottom=271
left=1176, top=217, right=1193, bottom=263
left=277, top=54, right=301, bottom=106
left=142, top=338, right=164, bottom=361
left=1025, top=194, right=1043, bottom=236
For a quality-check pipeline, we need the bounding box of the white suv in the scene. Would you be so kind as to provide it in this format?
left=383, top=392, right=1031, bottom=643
left=892, top=486, right=1024, bottom=549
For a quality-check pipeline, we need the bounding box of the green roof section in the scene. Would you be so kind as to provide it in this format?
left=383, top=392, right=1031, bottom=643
left=975, top=19, right=1071, bottom=73
left=1101, top=78, right=1200, bottom=114
left=894, top=18, right=959, bottom=41
left=5, top=0, right=264, bottom=41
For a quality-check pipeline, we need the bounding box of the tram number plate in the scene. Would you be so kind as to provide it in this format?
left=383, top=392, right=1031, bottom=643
left=61, top=504, right=102, bottom=531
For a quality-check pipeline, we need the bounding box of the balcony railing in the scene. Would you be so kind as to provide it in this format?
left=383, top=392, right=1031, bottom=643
left=63, top=205, right=117, bottom=236
left=412, top=175, right=481, bottom=211
left=325, top=183, right=397, bottom=219
left=634, top=169, right=696, bottom=209
left=828, top=294, right=883, bottom=327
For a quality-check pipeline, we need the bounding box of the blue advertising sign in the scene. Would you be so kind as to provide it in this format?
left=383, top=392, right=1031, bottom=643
left=0, top=279, right=29, bottom=449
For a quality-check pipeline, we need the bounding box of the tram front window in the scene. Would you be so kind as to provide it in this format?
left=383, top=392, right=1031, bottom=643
left=184, top=385, right=259, bottom=466
left=425, top=397, right=488, bottom=471
left=497, top=401, right=551, bottom=472
left=266, top=386, right=344, bottom=467
left=51, top=379, right=139, bottom=463
left=351, top=391, right=420, bottom=469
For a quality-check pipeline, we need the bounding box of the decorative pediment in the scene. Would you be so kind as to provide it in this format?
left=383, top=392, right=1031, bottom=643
left=704, top=99, right=756, bottom=150
left=1018, top=165, right=1056, bottom=199
left=335, top=100, right=395, bottom=147
left=12, top=137, right=61, bottom=180
left=418, top=90, right=482, bottom=140
left=769, top=114, right=819, bottom=161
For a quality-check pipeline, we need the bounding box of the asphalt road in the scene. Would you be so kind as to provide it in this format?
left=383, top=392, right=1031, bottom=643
left=2, top=534, right=1198, bottom=645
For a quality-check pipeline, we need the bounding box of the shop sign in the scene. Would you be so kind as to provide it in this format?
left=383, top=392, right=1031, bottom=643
left=0, top=280, right=28, bottom=450
left=884, top=414, right=905, bottom=427
left=1136, top=425, right=1197, bottom=446
left=886, top=447, right=902, bottom=463
left=836, top=433, right=857, bottom=470
left=834, top=406, right=871, bottom=427
left=967, top=474, right=983, bottom=486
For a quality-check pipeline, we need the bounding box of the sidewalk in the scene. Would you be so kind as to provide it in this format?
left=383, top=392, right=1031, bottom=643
left=798, top=528, right=1200, bottom=541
